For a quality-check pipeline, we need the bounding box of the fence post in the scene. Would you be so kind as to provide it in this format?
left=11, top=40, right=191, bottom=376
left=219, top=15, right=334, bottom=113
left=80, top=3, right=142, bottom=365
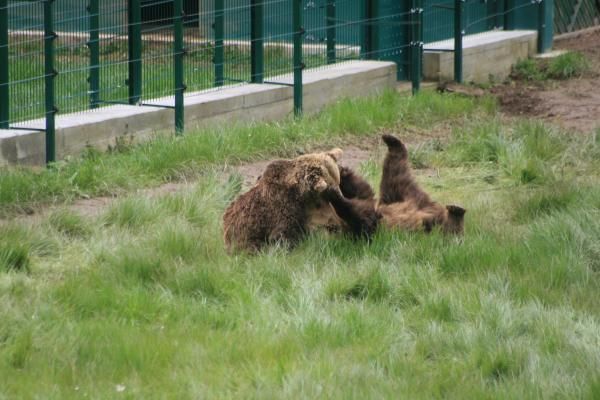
left=0, top=0, right=8, bottom=128
left=88, top=0, right=100, bottom=109
left=293, top=0, right=303, bottom=116
left=250, top=0, right=264, bottom=83
left=454, top=0, right=463, bottom=83
left=537, top=0, right=553, bottom=53
left=174, top=0, right=185, bottom=134
left=44, top=0, right=57, bottom=164
left=326, top=0, right=335, bottom=64
left=214, top=0, right=224, bottom=86
left=128, top=0, right=142, bottom=104
left=410, top=0, right=423, bottom=94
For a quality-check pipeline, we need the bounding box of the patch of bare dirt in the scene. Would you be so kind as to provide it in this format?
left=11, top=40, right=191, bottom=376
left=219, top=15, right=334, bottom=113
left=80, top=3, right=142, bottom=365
left=68, top=182, right=190, bottom=218
left=1, top=144, right=378, bottom=226
left=490, top=29, right=600, bottom=133
left=2, top=123, right=461, bottom=226
left=232, top=146, right=373, bottom=189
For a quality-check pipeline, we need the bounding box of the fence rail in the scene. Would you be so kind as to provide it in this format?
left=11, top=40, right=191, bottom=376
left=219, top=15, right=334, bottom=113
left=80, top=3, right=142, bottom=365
left=0, top=0, right=553, bottom=165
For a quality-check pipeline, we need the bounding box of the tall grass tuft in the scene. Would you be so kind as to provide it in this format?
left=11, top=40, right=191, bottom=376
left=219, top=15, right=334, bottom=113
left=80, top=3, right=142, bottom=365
left=0, top=242, right=30, bottom=272
left=547, top=52, right=590, bottom=79
left=47, top=209, right=91, bottom=238
left=0, top=224, right=57, bottom=272
left=512, top=52, right=589, bottom=81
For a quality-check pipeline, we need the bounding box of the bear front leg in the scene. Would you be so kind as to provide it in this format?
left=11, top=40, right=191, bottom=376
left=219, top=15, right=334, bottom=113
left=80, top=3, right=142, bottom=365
left=339, top=166, right=376, bottom=200
left=322, top=187, right=380, bottom=239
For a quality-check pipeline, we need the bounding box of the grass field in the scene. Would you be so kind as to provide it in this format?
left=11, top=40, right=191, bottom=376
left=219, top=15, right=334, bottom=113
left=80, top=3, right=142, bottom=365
left=1, top=90, right=599, bottom=398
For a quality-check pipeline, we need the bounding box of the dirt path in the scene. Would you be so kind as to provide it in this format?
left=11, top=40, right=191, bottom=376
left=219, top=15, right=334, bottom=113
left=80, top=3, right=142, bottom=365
left=5, top=125, right=457, bottom=224
left=2, top=144, right=378, bottom=224
left=234, top=145, right=373, bottom=190
left=490, top=29, right=600, bottom=133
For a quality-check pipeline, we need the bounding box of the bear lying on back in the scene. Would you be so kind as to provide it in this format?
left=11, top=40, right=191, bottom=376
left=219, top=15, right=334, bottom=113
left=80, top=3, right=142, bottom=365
left=378, top=134, right=466, bottom=234
left=223, top=149, right=379, bottom=253
left=307, top=135, right=466, bottom=235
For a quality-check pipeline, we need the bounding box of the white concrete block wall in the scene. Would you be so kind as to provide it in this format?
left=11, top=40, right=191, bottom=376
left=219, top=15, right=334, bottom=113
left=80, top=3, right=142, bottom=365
left=0, top=61, right=397, bottom=166
left=423, top=30, right=538, bottom=83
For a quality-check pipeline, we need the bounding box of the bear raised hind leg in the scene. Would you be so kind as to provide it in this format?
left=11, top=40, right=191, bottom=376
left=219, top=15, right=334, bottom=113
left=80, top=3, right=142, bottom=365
left=380, top=134, right=433, bottom=208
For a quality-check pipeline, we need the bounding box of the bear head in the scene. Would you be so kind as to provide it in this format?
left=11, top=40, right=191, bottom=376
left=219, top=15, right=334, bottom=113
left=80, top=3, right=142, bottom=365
left=223, top=148, right=344, bottom=253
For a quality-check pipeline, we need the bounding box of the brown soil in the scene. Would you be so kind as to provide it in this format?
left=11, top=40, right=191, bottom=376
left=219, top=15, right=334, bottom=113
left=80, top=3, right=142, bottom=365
left=2, top=145, right=379, bottom=225
left=490, top=28, right=600, bottom=133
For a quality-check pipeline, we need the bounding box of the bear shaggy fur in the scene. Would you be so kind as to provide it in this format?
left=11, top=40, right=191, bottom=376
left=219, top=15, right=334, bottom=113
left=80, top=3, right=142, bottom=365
left=307, top=135, right=466, bottom=236
left=377, top=134, right=466, bottom=234
left=222, top=149, right=379, bottom=253
left=306, top=166, right=380, bottom=237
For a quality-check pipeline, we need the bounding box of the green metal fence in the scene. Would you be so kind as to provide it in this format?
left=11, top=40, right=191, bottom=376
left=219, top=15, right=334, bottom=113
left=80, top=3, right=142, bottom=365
left=0, top=0, right=554, bottom=165
left=555, top=0, right=600, bottom=34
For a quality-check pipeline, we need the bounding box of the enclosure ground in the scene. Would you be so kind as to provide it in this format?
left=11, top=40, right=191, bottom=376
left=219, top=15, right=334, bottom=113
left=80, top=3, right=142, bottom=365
left=490, top=29, right=600, bottom=133
left=1, top=47, right=600, bottom=399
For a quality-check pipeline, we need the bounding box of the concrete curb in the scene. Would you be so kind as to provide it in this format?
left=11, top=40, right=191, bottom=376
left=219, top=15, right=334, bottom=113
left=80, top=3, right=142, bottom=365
left=1, top=61, right=396, bottom=166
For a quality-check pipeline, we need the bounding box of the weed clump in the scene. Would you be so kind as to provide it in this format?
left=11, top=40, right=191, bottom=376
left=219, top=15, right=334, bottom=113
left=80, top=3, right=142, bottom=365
left=0, top=243, right=30, bottom=272
left=102, top=197, right=158, bottom=229
left=48, top=209, right=91, bottom=238
left=327, top=269, right=392, bottom=302
left=547, top=52, right=589, bottom=79
left=0, top=225, right=34, bottom=272
left=512, top=52, right=589, bottom=81
left=513, top=58, right=546, bottom=81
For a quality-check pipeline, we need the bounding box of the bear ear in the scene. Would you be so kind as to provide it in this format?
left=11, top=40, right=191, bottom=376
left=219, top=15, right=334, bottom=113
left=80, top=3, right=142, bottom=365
left=326, top=148, right=343, bottom=162
left=446, top=205, right=466, bottom=217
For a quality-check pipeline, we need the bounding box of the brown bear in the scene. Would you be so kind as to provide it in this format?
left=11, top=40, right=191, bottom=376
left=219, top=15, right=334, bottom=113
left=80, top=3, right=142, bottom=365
left=378, top=134, right=466, bottom=234
left=223, top=149, right=379, bottom=253
left=309, top=135, right=466, bottom=235
left=306, top=165, right=380, bottom=236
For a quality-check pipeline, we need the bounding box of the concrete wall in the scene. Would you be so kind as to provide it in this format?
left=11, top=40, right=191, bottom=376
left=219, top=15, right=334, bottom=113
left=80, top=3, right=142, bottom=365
left=0, top=61, right=397, bottom=166
left=423, top=30, right=538, bottom=83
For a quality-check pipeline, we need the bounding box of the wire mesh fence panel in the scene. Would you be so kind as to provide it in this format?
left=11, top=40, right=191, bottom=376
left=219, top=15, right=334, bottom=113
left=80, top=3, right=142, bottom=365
left=139, top=0, right=176, bottom=102
left=423, top=0, right=455, bottom=43
left=300, top=0, right=362, bottom=73
left=463, top=0, right=489, bottom=34
left=301, top=0, right=327, bottom=71
left=333, top=0, right=362, bottom=62
left=262, top=0, right=294, bottom=79
left=5, top=1, right=46, bottom=126
left=462, top=0, right=506, bottom=36
left=510, top=0, right=539, bottom=29
left=374, top=1, right=411, bottom=80
left=184, top=2, right=217, bottom=94
left=53, top=1, right=91, bottom=115
left=555, top=0, right=600, bottom=34
left=97, top=1, right=130, bottom=106
left=223, top=0, right=252, bottom=85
